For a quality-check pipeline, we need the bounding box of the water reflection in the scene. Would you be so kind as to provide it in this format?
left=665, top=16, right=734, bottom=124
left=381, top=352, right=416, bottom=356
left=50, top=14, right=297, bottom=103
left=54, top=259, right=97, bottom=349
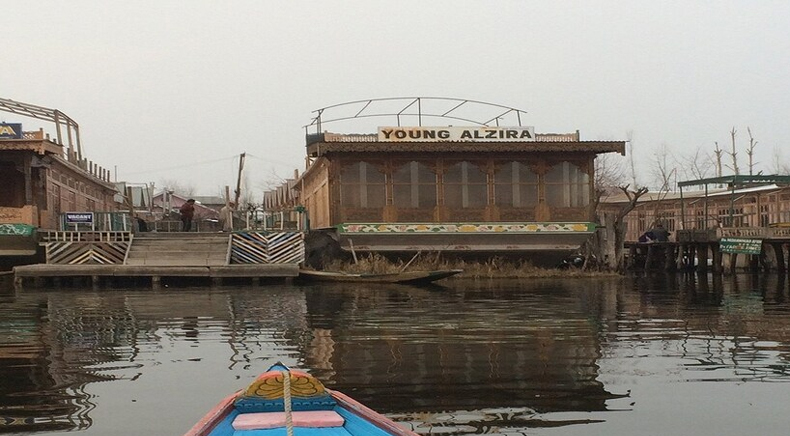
left=0, top=275, right=789, bottom=435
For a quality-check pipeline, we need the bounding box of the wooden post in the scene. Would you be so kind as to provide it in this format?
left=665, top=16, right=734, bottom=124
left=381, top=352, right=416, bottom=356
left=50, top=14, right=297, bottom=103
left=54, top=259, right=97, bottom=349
left=665, top=243, right=676, bottom=271
left=688, top=245, right=697, bottom=271
left=729, top=253, right=738, bottom=275
left=712, top=243, right=723, bottom=274
left=225, top=185, right=233, bottom=230
left=772, top=243, right=785, bottom=274
left=645, top=244, right=655, bottom=272
left=676, top=242, right=686, bottom=270
left=698, top=244, right=709, bottom=273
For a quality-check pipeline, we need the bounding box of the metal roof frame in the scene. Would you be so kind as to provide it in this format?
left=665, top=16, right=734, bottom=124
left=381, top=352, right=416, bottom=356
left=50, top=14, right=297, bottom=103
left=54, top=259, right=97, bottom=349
left=678, top=174, right=790, bottom=188
left=304, top=97, right=529, bottom=135
left=0, top=97, right=82, bottom=162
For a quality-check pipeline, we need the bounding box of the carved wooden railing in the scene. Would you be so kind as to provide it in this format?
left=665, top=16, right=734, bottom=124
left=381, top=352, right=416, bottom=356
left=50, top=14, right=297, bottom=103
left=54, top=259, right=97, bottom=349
left=41, top=231, right=132, bottom=265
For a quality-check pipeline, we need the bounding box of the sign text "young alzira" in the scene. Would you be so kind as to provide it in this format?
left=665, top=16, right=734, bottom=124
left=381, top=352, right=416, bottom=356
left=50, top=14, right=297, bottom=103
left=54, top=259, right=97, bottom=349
left=378, top=126, right=536, bottom=142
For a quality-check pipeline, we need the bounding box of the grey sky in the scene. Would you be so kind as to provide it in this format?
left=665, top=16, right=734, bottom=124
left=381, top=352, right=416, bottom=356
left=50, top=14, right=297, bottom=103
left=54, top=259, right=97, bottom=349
left=3, top=1, right=789, bottom=196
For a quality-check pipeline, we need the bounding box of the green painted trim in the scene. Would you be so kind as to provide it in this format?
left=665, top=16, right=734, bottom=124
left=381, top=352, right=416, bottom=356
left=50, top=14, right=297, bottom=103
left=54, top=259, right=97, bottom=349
left=0, top=223, right=36, bottom=237
left=337, top=222, right=596, bottom=234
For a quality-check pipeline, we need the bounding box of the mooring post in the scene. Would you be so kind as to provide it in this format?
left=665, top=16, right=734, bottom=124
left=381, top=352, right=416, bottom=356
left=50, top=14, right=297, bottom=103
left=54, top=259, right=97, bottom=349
left=729, top=253, right=738, bottom=275
left=698, top=244, right=709, bottom=273
left=712, top=243, right=723, bottom=274
left=92, top=275, right=100, bottom=289
left=665, top=243, right=676, bottom=271
left=645, top=244, right=655, bottom=272
left=772, top=243, right=786, bottom=274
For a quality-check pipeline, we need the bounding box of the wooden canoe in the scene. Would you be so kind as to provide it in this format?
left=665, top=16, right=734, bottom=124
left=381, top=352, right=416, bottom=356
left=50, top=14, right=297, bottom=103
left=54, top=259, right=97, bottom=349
left=184, top=363, right=418, bottom=436
left=298, top=269, right=462, bottom=285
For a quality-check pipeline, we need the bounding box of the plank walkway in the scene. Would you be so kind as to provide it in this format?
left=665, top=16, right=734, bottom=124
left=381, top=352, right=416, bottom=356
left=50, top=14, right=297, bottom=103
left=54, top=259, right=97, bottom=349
left=12, top=231, right=303, bottom=289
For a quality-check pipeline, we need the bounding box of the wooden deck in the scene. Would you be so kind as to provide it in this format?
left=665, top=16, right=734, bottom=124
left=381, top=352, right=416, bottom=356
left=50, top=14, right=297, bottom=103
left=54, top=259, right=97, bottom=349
left=12, top=231, right=304, bottom=289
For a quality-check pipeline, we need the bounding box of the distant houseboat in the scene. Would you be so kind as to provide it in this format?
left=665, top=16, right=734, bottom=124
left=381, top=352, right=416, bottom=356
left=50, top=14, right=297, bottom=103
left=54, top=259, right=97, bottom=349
left=275, top=98, right=626, bottom=266
left=0, top=98, right=117, bottom=260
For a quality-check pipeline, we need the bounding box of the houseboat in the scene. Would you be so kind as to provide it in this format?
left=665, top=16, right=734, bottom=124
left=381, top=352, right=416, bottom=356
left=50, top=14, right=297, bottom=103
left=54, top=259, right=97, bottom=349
left=271, top=98, right=626, bottom=267
left=0, top=98, right=117, bottom=265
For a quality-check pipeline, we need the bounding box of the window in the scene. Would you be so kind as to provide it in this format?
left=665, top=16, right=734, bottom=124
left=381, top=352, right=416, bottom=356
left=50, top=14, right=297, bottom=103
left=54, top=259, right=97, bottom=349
left=392, top=161, right=436, bottom=208
left=339, top=162, right=385, bottom=208
left=494, top=162, right=538, bottom=207
left=444, top=161, right=487, bottom=208
left=545, top=162, right=589, bottom=207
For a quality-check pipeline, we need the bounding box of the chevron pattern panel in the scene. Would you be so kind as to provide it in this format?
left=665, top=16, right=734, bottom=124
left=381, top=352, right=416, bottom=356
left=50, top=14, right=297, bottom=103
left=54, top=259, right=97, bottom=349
left=46, top=242, right=130, bottom=265
left=230, top=232, right=304, bottom=264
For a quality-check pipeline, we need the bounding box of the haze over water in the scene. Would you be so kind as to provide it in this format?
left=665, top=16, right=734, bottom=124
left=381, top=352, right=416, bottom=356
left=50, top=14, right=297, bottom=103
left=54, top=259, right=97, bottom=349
left=1, top=275, right=789, bottom=435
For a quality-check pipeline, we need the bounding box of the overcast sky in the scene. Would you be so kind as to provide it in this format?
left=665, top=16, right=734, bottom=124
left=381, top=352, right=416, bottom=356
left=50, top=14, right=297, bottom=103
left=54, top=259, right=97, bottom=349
left=3, top=1, right=789, bottom=197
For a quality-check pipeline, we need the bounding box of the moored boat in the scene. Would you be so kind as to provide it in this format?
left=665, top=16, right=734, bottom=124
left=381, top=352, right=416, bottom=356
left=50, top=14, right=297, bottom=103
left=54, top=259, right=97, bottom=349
left=184, top=363, right=419, bottom=436
left=298, top=269, right=462, bottom=285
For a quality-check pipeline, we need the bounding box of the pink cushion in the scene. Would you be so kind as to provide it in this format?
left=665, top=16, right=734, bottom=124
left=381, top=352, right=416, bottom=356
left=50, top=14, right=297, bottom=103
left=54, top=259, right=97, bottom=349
left=232, top=410, right=345, bottom=431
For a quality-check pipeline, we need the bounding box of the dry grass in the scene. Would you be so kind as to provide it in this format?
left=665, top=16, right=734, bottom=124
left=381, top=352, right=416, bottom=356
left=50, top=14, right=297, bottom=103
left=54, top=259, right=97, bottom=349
left=323, top=253, right=617, bottom=279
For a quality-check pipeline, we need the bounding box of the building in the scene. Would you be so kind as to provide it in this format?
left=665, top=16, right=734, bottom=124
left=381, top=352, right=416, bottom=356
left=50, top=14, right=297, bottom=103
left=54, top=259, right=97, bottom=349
left=1, top=98, right=118, bottom=259
left=599, top=176, right=790, bottom=243
left=270, top=98, right=626, bottom=266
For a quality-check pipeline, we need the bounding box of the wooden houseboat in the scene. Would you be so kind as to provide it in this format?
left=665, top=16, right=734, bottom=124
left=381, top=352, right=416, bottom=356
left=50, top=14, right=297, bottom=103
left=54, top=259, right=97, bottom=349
left=598, top=175, right=790, bottom=270
left=281, top=98, right=626, bottom=266
left=0, top=98, right=117, bottom=261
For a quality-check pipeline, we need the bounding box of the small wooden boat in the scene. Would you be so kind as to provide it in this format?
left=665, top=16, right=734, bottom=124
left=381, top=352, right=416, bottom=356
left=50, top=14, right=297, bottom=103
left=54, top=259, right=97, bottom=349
left=184, top=363, right=418, bottom=436
left=298, top=269, right=462, bottom=285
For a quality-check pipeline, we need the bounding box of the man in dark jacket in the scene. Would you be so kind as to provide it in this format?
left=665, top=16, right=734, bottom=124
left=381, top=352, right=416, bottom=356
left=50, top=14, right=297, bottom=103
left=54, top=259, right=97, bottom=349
left=179, top=199, right=196, bottom=232
left=650, top=222, right=670, bottom=242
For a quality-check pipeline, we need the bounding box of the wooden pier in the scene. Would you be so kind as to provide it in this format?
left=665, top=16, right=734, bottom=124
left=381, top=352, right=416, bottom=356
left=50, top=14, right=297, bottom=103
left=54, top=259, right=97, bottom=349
left=12, top=231, right=304, bottom=289
left=626, top=226, right=790, bottom=273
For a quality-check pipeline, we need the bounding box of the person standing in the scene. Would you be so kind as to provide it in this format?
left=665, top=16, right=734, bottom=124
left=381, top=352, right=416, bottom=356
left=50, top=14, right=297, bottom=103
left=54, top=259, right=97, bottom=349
left=219, top=201, right=235, bottom=232
left=179, top=199, right=196, bottom=232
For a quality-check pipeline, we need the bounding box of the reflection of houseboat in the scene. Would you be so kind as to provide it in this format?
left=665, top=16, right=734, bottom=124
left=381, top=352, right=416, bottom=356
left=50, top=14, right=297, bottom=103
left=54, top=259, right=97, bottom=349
left=280, top=98, right=625, bottom=266
left=0, top=98, right=117, bottom=264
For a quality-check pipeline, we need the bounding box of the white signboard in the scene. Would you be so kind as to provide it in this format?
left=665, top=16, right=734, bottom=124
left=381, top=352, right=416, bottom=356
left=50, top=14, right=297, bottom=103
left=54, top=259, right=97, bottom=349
left=378, top=126, right=536, bottom=142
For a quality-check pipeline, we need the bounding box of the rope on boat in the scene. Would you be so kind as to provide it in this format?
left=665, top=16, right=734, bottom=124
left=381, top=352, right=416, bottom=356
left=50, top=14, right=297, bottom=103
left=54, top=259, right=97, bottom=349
left=282, top=370, right=294, bottom=436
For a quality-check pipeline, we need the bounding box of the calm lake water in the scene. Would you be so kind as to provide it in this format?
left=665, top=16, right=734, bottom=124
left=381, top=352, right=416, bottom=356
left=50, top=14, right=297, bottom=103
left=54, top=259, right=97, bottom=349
left=2, top=274, right=790, bottom=436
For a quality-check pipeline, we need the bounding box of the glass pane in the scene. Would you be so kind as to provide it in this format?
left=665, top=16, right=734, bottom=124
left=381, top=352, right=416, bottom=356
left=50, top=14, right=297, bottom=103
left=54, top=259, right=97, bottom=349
left=467, top=184, right=487, bottom=207
left=366, top=184, right=386, bottom=207
left=340, top=184, right=360, bottom=207
left=518, top=184, right=538, bottom=206
left=393, top=184, right=412, bottom=207
left=518, top=163, right=538, bottom=183
left=445, top=184, right=463, bottom=207
left=392, top=162, right=412, bottom=184
left=545, top=163, right=565, bottom=184
left=495, top=183, right=514, bottom=206
left=418, top=184, right=436, bottom=207
left=340, top=162, right=361, bottom=183
left=364, top=162, right=386, bottom=184
left=444, top=163, right=463, bottom=184
left=466, top=162, right=486, bottom=184
left=546, top=185, right=567, bottom=207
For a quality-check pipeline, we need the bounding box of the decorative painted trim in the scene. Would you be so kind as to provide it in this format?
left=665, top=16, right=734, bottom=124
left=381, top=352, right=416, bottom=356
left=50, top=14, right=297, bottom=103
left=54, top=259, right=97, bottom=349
left=0, top=223, right=35, bottom=236
left=338, top=222, right=596, bottom=234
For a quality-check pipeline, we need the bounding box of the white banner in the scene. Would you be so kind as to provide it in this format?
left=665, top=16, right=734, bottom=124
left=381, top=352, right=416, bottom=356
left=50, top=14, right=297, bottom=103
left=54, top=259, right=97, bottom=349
left=378, top=126, right=536, bottom=142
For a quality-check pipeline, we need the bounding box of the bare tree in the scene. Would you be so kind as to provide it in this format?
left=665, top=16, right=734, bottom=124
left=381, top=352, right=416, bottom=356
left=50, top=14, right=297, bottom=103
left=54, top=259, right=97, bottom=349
left=650, top=144, right=677, bottom=193
left=680, top=146, right=714, bottom=181
left=771, top=147, right=790, bottom=175
left=713, top=141, right=724, bottom=178
left=159, top=178, right=195, bottom=197
left=605, top=185, right=649, bottom=272
left=746, top=127, right=759, bottom=175
left=725, top=127, right=740, bottom=175
left=626, top=130, right=637, bottom=187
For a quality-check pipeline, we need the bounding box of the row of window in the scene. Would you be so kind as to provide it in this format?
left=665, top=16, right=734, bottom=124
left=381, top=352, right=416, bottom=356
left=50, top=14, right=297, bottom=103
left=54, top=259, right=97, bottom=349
left=340, top=161, right=590, bottom=209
